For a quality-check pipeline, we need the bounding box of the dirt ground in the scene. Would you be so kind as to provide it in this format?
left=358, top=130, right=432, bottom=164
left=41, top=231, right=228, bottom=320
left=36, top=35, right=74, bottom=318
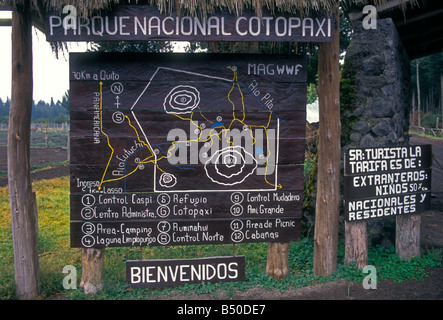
left=0, top=134, right=442, bottom=300
left=0, top=146, right=69, bottom=187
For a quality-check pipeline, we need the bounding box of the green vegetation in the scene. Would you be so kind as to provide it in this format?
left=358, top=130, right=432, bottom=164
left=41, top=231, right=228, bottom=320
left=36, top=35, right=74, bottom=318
left=409, top=131, right=443, bottom=141
left=0, top=176, right=440, bottom=300
left=410, top=52, right=443, bottom=130
left=0, top=160, right=69, bottom=179
left=410, top=52, right=443, bottom=117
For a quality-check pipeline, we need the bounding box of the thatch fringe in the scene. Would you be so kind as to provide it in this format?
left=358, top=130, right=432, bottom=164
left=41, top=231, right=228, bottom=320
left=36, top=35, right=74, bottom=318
left=39, top=0, right=416, bottom=17
left=1, top=0, right=417, bottom=18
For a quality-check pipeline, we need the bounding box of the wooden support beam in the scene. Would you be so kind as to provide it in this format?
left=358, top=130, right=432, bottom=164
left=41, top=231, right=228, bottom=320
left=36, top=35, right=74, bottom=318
left=8, top=1, right=39, bottom=300
left=80, top=248, right=105, bottom=294
left=344, top=221, right=368, bottom=269
left=313, top=3, right=341, bottom=277
left=266, top=242, right=289, bottom=280
left=396, top=215, right=421, bottom=260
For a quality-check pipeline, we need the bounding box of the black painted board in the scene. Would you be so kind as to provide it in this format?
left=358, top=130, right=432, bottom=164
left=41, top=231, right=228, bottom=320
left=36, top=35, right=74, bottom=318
left=69, top=136, right=306, bottom=166
left=343, top=168, right=432, bottom=200
left=69, top=83, right=307, bottom=115
left=69, top=110, right=307, bottom=138
left=126, top=256, right=246, bottom=288
left=70, top=190, right=303, bottom=221
left=70, top=217, right=302, bottom=247
left=69, top=52, right=307, bottom=248
left=345, top=191, right=432, bottom=222
left=69, top=52, right=308, bottom=83
left=344, top=145, right=433, bottom=175
left=47, top=6, right=335, bottom=43
left=70, top=163, right=304, bottom=194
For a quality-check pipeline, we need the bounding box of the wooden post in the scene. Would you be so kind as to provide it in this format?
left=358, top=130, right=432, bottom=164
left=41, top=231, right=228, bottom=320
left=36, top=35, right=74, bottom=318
left=416, top=60, right=421, bottom=127
left=313, top=4, right=341, bottom=276
left=67, top=129, right=70, bottom=160
left=8, top=1, right=40, bottom=299
left=440, top=74, right=443, bottom=129
left=44, top=121, right=48, bottom=148
left=344, top=221, right=368, bottom=269
left=266, top=242, right=289, bottom=280
left=396, top=215, right=421, bottom=260
left=80, top=248, right=105, bottom=294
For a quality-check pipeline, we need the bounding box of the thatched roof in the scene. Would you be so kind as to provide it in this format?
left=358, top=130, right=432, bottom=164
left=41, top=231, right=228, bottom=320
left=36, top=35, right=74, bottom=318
left=1, top=0, right=414, bottom=23
left=3, top=0, right=344, bottom=15
left=35, top=0, right=413, bottom=15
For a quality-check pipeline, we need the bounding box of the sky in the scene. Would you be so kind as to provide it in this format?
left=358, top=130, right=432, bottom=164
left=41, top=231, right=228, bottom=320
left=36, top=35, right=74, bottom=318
left=0, top=11, right=317, bottom=123
left=0, top=11, right=88, bottom=103
left=0, top=14, right=319, bottom=122
left=0, top=11, right=189, bottom=103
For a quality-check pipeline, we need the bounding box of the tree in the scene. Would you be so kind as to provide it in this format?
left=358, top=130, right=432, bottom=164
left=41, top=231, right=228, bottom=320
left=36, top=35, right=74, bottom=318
left=0, top=98, right=10, bottom=117
left=60, top=90, right=69, bottom=112
left=31, top=99, right=68, bottom=122
left=313, top=3, right=341, bottom=277
left=411, top=52, right=443, bottom=119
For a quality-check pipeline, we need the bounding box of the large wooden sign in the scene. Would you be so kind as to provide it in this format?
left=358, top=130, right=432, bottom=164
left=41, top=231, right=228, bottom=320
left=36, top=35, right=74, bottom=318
left=46, top=5, right=334, bottom=42
left=344, top=145, right=432, bottom=222
left=70, top=53, right=307, bottom=248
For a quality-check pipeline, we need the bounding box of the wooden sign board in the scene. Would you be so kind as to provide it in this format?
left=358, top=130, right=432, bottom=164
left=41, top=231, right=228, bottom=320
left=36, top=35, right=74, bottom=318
left=126, top=256, right=245, bottom=288
left=46, top=5, right=335, bottom=43
left=344, top=145, right=432, bottom=222
left=344, top=145, right=432, bottom=175
left=71, top=218, right=301, bottom=248
left=70, top=53, right=307, bottom=248
left=343, top=168, right=431, bottom=200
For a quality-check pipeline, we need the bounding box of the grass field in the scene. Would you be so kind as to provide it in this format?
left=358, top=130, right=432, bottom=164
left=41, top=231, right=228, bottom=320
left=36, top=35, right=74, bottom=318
left=0, top=176, right=441, bottom=300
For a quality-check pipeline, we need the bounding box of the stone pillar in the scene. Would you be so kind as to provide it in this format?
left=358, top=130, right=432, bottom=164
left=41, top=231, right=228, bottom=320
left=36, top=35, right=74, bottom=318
left=342, top=18, right=415, bottom=264
left=344, top=19, right=410, bottom=150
